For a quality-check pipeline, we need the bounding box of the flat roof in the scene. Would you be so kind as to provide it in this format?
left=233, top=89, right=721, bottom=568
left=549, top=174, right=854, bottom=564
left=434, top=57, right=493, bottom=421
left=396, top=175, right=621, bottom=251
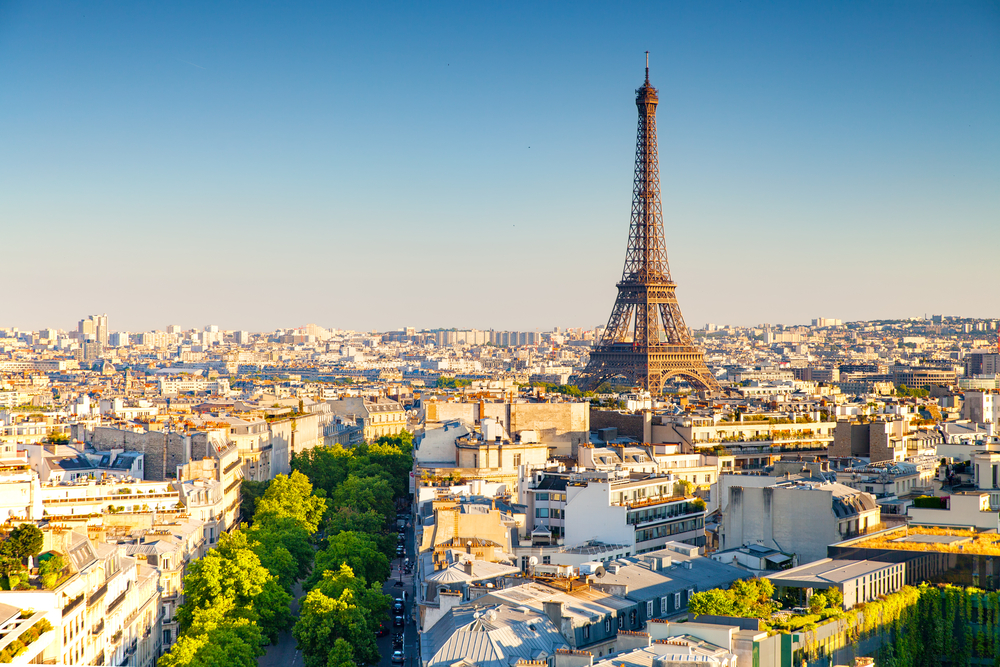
left=850, top=527, right=1000, bottom=555
left=766, top=558, right=896, bottom=588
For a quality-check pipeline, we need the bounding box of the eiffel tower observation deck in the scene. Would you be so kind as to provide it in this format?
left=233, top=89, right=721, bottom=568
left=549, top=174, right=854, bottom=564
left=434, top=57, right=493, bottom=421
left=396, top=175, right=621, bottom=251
left=576, top=55, right=721, bottom=395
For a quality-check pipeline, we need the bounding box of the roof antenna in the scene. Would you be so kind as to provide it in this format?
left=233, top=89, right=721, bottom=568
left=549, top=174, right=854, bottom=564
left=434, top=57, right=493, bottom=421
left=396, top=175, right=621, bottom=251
left=645, top=51, right=649, bottom=84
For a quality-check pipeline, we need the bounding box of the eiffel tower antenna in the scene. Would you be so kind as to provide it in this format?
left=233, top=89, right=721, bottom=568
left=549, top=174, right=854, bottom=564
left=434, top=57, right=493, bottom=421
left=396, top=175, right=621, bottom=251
left=576, top=56, right=721, bottom=395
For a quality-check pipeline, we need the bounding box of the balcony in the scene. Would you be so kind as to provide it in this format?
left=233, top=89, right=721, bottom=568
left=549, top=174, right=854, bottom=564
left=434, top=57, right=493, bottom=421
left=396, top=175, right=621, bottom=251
left=92, top=620, right=105, bottom=636
left=64, top=592, right=85, bottom=615
left=88, top=582, right=109, bottom=607
left=108, top=588, right=128, bottom=614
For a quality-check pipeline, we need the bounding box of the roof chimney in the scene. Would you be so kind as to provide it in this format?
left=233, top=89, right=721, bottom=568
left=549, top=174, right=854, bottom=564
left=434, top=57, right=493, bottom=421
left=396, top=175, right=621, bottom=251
left=543, top=600, right=564, bottom=629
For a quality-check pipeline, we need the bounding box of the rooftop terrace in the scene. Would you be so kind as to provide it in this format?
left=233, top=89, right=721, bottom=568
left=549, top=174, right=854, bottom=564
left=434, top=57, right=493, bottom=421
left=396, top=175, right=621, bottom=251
left=851, top=526, right=1000, bottom=555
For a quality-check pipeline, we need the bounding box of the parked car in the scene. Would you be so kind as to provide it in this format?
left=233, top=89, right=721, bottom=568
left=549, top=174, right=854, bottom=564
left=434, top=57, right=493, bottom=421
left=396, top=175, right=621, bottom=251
left=392, top=633, right=404, bottom=648
left=396, top=545, right=405, bottom=557
left=393, top=600, right=404, bottom=614
left=394, top=614, right=404, bottom=627
left=392, top=650, right=405, bottom=664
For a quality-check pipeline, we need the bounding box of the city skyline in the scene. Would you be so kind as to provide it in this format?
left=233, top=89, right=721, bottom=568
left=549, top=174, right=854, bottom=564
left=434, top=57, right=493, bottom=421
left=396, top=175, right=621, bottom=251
left=1, top=2, right=997, bottom=332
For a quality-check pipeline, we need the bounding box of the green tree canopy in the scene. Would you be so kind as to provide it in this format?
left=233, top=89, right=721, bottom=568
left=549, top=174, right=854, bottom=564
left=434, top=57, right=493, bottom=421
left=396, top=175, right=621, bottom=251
left=6, top=524, right=43, bottom=560
left=293, top=565, right=388, bottom=667
left=176, top=530, right=291, bottom=643
left=240, top=480, right=271, bottom=524
left=688, top=578, right=777, bottom=619
left=307, top=531, right=389, bottom=591
left=249, top=515, right=315, bottom=584
left=293, top=446, right=357, bottom=496
left=331, top=475, right=395, bottom=528
left=254, top=471, right=326, bottom=533
left=159, top=599, right=265, bottom=667
left=39, top=553, right=67, bottom=589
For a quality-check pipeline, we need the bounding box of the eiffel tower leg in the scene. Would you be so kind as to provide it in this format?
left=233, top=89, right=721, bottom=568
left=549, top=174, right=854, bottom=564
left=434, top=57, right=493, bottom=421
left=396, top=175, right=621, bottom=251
left=648, top=371, right=663, bottom=396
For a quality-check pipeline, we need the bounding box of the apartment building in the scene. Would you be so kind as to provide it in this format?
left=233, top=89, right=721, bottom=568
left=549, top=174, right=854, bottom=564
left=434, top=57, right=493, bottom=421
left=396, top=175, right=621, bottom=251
left=522, top=469, right=706, bottom=553
left=328, top=396, right=407, bottom=441
left=720, top=479, right=881, bottom=564
left=0, top=527, right=161, bottom=667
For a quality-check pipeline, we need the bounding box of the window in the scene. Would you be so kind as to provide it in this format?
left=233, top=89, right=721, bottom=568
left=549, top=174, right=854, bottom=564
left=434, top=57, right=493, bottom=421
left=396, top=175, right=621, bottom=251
left=687, top=587, right=695, bottom=600
left=513, top=454, right=522, bottom=467
left=660, top=596, right=668, bottom=615
left=583, top=625, right=590, bottom=640
left=537, top=493, right=549, bottom=501
left=674, top=592, right=681, bottom=609
left=646, top=600, right=653, bottom=617
left=535, top=508, right=549, bottom=518
left=542, top=556, right=551, bottom=564
left=604, top=616, right=611, bottom=632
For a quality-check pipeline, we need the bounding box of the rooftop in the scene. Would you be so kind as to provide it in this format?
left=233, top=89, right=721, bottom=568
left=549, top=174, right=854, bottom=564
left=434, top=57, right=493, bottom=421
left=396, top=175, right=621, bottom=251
left=765, top=558, right=896, bottom=588
left=851, top=526, right=1000, bottom=555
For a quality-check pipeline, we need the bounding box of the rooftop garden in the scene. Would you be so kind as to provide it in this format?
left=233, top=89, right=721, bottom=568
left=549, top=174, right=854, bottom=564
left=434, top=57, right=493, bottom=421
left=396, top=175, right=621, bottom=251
left=0, top=525, right=68, bottom=591
left=852, top=526, right=1000, bottom=556
left=0, top=614, right=54, bottom=664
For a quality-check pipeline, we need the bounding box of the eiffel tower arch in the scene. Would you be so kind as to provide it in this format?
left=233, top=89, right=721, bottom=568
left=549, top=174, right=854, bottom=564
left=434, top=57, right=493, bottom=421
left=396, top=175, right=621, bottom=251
left=576, top=56, right=721, bottom=395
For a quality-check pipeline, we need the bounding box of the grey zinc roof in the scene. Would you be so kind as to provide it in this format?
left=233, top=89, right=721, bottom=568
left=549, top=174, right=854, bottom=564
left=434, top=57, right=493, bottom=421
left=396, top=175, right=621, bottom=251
left=766, top=558, right=896, bottom=588
left=423, top=604, right=568, bottom=667
left=592, top=552, right=744, bottom=603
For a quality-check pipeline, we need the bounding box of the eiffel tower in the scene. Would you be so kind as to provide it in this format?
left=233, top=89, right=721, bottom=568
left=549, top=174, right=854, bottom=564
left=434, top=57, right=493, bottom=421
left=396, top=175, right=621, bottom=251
left=577, top=55, right=721, bottom=395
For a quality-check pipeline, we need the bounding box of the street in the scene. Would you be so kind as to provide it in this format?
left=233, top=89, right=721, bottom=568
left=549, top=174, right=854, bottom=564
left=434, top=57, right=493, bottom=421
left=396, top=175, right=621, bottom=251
left=258, top=517, right=415, bottom=667
left=377, top=516, right=416, bottom=667
left=258, top=582, right=305, bottom=667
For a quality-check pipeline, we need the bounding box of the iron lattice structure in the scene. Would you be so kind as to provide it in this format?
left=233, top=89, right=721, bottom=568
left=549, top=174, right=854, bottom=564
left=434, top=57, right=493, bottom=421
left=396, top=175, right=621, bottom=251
left=577, top=62, right=721, bottom=395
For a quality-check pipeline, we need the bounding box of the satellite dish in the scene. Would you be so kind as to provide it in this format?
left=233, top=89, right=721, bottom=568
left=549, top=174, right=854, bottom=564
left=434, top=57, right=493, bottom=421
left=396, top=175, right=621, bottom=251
left=528, top=556, right=538, bottom=567
left=595, top=566, right=606, bottom=578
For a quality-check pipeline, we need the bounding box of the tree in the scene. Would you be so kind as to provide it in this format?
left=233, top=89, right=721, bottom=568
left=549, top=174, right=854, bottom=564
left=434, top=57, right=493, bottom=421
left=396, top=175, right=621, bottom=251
left=293, top=588, right=378, bottom=667
left=366, top=441, right=413, bottom=499
left=293, top=446, right=357, bottom=496
left=326, top=638, right=358, bottom=667
left=159, top=599, right=265, bottom=667
left=688, top=589, right=736, bottom=617
left=688, top=578, right=776, bottom=620
left=240, top=480, right=271, bottom=524
left=307, top=532, right=389, bottom=590
left=177, top=530, right=291, bottom=643
left=39, top=553, right=67, bottom=589
left=825, top=587, right=844, bottom=609
left=6, top=524, right=43, bottom=560
left=324, top=507, right=396, bottom=556
left=809, top=593, right=828, bottom=614
left=331, top=475, right=395, bottom=528
left=249, top=516, right=315, bottom=584
left=254, top=471, right=326, bottom=533
left=293, top=565, right=387, bottom=667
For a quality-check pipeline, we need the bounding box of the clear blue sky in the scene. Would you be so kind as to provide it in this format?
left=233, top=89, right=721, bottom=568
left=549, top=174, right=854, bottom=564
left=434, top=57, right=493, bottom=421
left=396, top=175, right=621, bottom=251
left=1, top=2, right=997, bottom=333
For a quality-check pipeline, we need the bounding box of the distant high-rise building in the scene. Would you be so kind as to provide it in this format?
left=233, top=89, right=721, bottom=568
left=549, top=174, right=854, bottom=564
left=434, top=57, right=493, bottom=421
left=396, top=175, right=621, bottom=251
left=79, top=314, right=109, bottom=346
left=109, top=332, right=131, bottom=347
left=235, top=331, right=251, bottom=345
left=166, top=324, right=182, bottom=334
